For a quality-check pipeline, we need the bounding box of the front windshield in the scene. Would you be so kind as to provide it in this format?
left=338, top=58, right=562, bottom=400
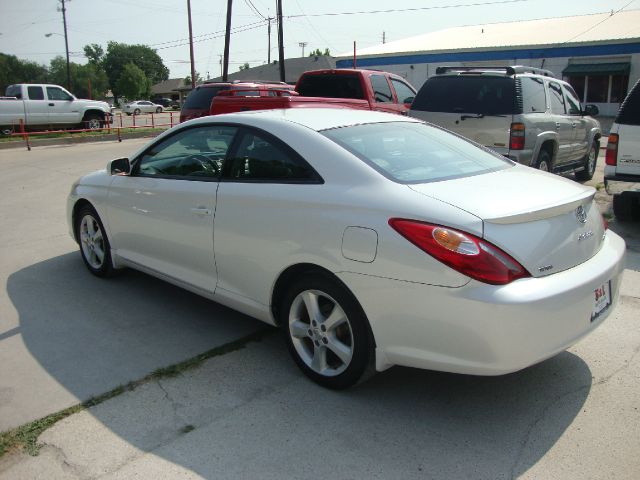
left=322, top=121, right=512, bottom=184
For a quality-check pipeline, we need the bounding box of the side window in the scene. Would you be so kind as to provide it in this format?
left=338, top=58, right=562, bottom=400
left=137, top=126, right=237, bottom=179
left=563, top=84, right=582, bottom=115
left=225, top=130, right=320, bottom=182
left=390, top=78, right=416, bottom=104
left=548, top=81, right=566, bottom=114
left=6, top=85, right=22, bottom=98
left=520, top=77, right=547, bottom=113
left=46, top=87, right=73, bottom=101
left=370, top=75, right=394, bottom=103
left=27, top=86, right=45, bottom=100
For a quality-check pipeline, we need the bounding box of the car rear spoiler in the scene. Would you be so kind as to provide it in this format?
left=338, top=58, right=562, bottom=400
left=435, top=66, right=555, bottom=77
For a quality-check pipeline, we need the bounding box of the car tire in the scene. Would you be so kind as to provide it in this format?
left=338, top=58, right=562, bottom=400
left=155, top=107, right=162, bottom=113
left=612, top=194, right=634, bottom=222
left=83, top=113, right=103, bottom=130
left=1, top=126, right=13, bottom=136
left=75, top=205, right=115, bottom=277
left=280, top=273, right=375, bottom=389
left=575, top=141, right=598, bottom=182
left=535, top=149, right=552, bottom=172
left=134, top=108, right=141, bottom=115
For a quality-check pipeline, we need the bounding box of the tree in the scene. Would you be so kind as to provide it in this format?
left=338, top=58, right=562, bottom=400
left=103, top=42, right=169, bottom=101
left=48, top=56, right=109, bottom=99
left=116, top=63, right=150, bottom=100
left=239, top=63, right=250, bottom=71
left=0, top=53, right=48, bottom=93
left=308, top=48, right=331, bottom=57
left=83, top=44, right=104, bottom=66
left=184, top=72, right=203, bottom=86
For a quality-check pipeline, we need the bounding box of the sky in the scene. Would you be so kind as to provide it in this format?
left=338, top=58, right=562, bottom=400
left=0, top=0, right=637, bottom=80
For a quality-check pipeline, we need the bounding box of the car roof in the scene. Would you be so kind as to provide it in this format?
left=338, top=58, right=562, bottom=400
left=185, top=108, right=421, bottom=132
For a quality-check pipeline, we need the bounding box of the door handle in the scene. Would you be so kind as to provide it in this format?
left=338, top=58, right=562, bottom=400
left=190, top=207, right=212, bottom=216
left=571, top=122, right=577, bottom=128
left=48, top=103, right=55, bottom=106
left=555, top=122, right=561, bottom=130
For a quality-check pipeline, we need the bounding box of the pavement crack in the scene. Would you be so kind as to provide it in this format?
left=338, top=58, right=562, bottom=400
left=41, top=443, right=87, bottom=479
left=156, top=379, right=187, bottom=432
left=509, top=342, right=640, bottom=478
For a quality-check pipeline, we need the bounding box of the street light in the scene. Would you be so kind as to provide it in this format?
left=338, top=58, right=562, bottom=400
left=44, top=31, right=71, bottom=91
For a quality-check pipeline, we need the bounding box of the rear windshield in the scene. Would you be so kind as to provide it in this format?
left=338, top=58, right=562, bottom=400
left=616, top=79, right=640, bottom=126
left=322, top=121, right=511, bottom=184
left=296, top=74, right=365, bottom=99
left=182, top=86, right=228, bottom=109
left=412, top=76, right=516, bottom=115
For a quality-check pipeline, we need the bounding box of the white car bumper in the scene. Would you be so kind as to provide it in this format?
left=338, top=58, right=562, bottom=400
left=338, top=230, right=626, bottom=375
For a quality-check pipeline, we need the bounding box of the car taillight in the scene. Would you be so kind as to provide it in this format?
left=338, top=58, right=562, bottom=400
left=605, top=133, right=618, bottom=166
left=389, top=219, right=530, bottom=285
left=602, top=214, right=609, bottom=231
left=510, top=122, right=525, bottom=150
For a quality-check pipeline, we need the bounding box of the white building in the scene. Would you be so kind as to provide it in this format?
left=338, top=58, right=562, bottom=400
left=337, top=10, right=640, bottom=116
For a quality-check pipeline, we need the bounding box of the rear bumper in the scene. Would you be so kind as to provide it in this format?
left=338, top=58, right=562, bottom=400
left=337, top=230, right=626, bottom=375
left=605, top=174, right=640, bottom=196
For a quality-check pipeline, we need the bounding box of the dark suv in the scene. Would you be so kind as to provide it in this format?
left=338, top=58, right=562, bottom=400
left=180, top=80, right=294, bottom=122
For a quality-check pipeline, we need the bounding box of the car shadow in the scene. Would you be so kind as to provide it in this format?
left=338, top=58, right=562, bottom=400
left=6, top=253, right=594, bottom=478
left=5, top=252, right=262, bottom=409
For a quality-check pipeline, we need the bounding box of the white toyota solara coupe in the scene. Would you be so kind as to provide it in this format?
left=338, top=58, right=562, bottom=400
left=67, top=108, right=626, bottom=389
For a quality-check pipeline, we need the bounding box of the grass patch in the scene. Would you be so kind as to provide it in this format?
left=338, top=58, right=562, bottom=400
left=595, top=182, right=605, bottom=191
left=0, top=328, right=271, bottom=458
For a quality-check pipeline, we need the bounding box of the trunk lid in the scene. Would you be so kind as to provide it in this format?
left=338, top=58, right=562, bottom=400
left=409, top=165, right=605, bottom=277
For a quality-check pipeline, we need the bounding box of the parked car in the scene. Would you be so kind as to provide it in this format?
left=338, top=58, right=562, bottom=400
left=122, top=100, right=163, bottom=115
left=409, top=66, right=601, bottom=181
left=605, top=79, right=640, bottom=221
left=1, top=83, right=113, bottom=134
left=67, top=108, right=625, bottom=389
left=180, top=81, right=295, bottom=122
left=209, top=69, right=417, bottom=116
left=151, top=97, right=179, bottom=108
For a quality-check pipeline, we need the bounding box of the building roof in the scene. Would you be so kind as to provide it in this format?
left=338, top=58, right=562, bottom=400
left=339, top=10, right=640, bottom=59
left=151, top=78, right=186, bottom=95
left=205, top=55, right=335, bottom=84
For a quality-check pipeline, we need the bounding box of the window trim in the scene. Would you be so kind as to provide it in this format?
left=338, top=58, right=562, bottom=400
left=220, top=126, right=324, bottom=184
left=130, top=123, right=241, bottom=182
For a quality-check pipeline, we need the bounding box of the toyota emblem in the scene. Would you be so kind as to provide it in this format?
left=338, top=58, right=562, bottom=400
left=575, top=205, right=587, bottom=224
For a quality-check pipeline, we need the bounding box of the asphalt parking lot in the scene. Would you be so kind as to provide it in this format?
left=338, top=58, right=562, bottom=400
left=0, top=139, right=639, bottom=479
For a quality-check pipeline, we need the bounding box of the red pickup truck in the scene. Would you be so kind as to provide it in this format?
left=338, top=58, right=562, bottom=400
left=209, top=69, right=417, bottom=116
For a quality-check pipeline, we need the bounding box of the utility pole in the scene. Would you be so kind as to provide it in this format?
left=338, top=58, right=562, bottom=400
left=59, top=0, right=71, bottom=91
left=298, top=42, right=307, bottom=57
left=267, top=17, right=272, bottom=63
left=187, top=0, right=196, bottom=89
left=276, top=0, right=285, bottom=82
left=223, top=0, right=233, bottom=81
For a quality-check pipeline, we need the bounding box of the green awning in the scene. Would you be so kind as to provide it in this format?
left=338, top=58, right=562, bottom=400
left=562, top=62, right=630, bottom=76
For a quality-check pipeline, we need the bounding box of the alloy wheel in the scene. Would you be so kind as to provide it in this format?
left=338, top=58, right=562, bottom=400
left=79, top=214, right=105, bottom=269
left=288, top=289, right=354, bottom=377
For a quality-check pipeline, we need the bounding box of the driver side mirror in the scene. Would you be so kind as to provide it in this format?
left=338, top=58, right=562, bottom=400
left=583, top=104, right=599, bottom=117
left=403, top=96, right=415, bottom=106
left=109, top=157, right=131, bottom=175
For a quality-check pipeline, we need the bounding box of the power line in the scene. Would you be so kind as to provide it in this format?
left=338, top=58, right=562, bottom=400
left=563, top=0, right=637, bottom=44
left=155, top=21, right=267, bottom=51
left=244, top=0, right=266, bottom=20
left=284, top=0, right=529, bottom=18
left=147, top=19, right=266, bottom=48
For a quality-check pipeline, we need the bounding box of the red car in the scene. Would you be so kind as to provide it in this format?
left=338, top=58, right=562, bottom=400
left=179, top=81, right=294, bottom=122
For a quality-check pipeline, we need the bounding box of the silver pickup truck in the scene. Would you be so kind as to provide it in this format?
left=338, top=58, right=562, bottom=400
left=0, top=83, right=113, bottom=135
